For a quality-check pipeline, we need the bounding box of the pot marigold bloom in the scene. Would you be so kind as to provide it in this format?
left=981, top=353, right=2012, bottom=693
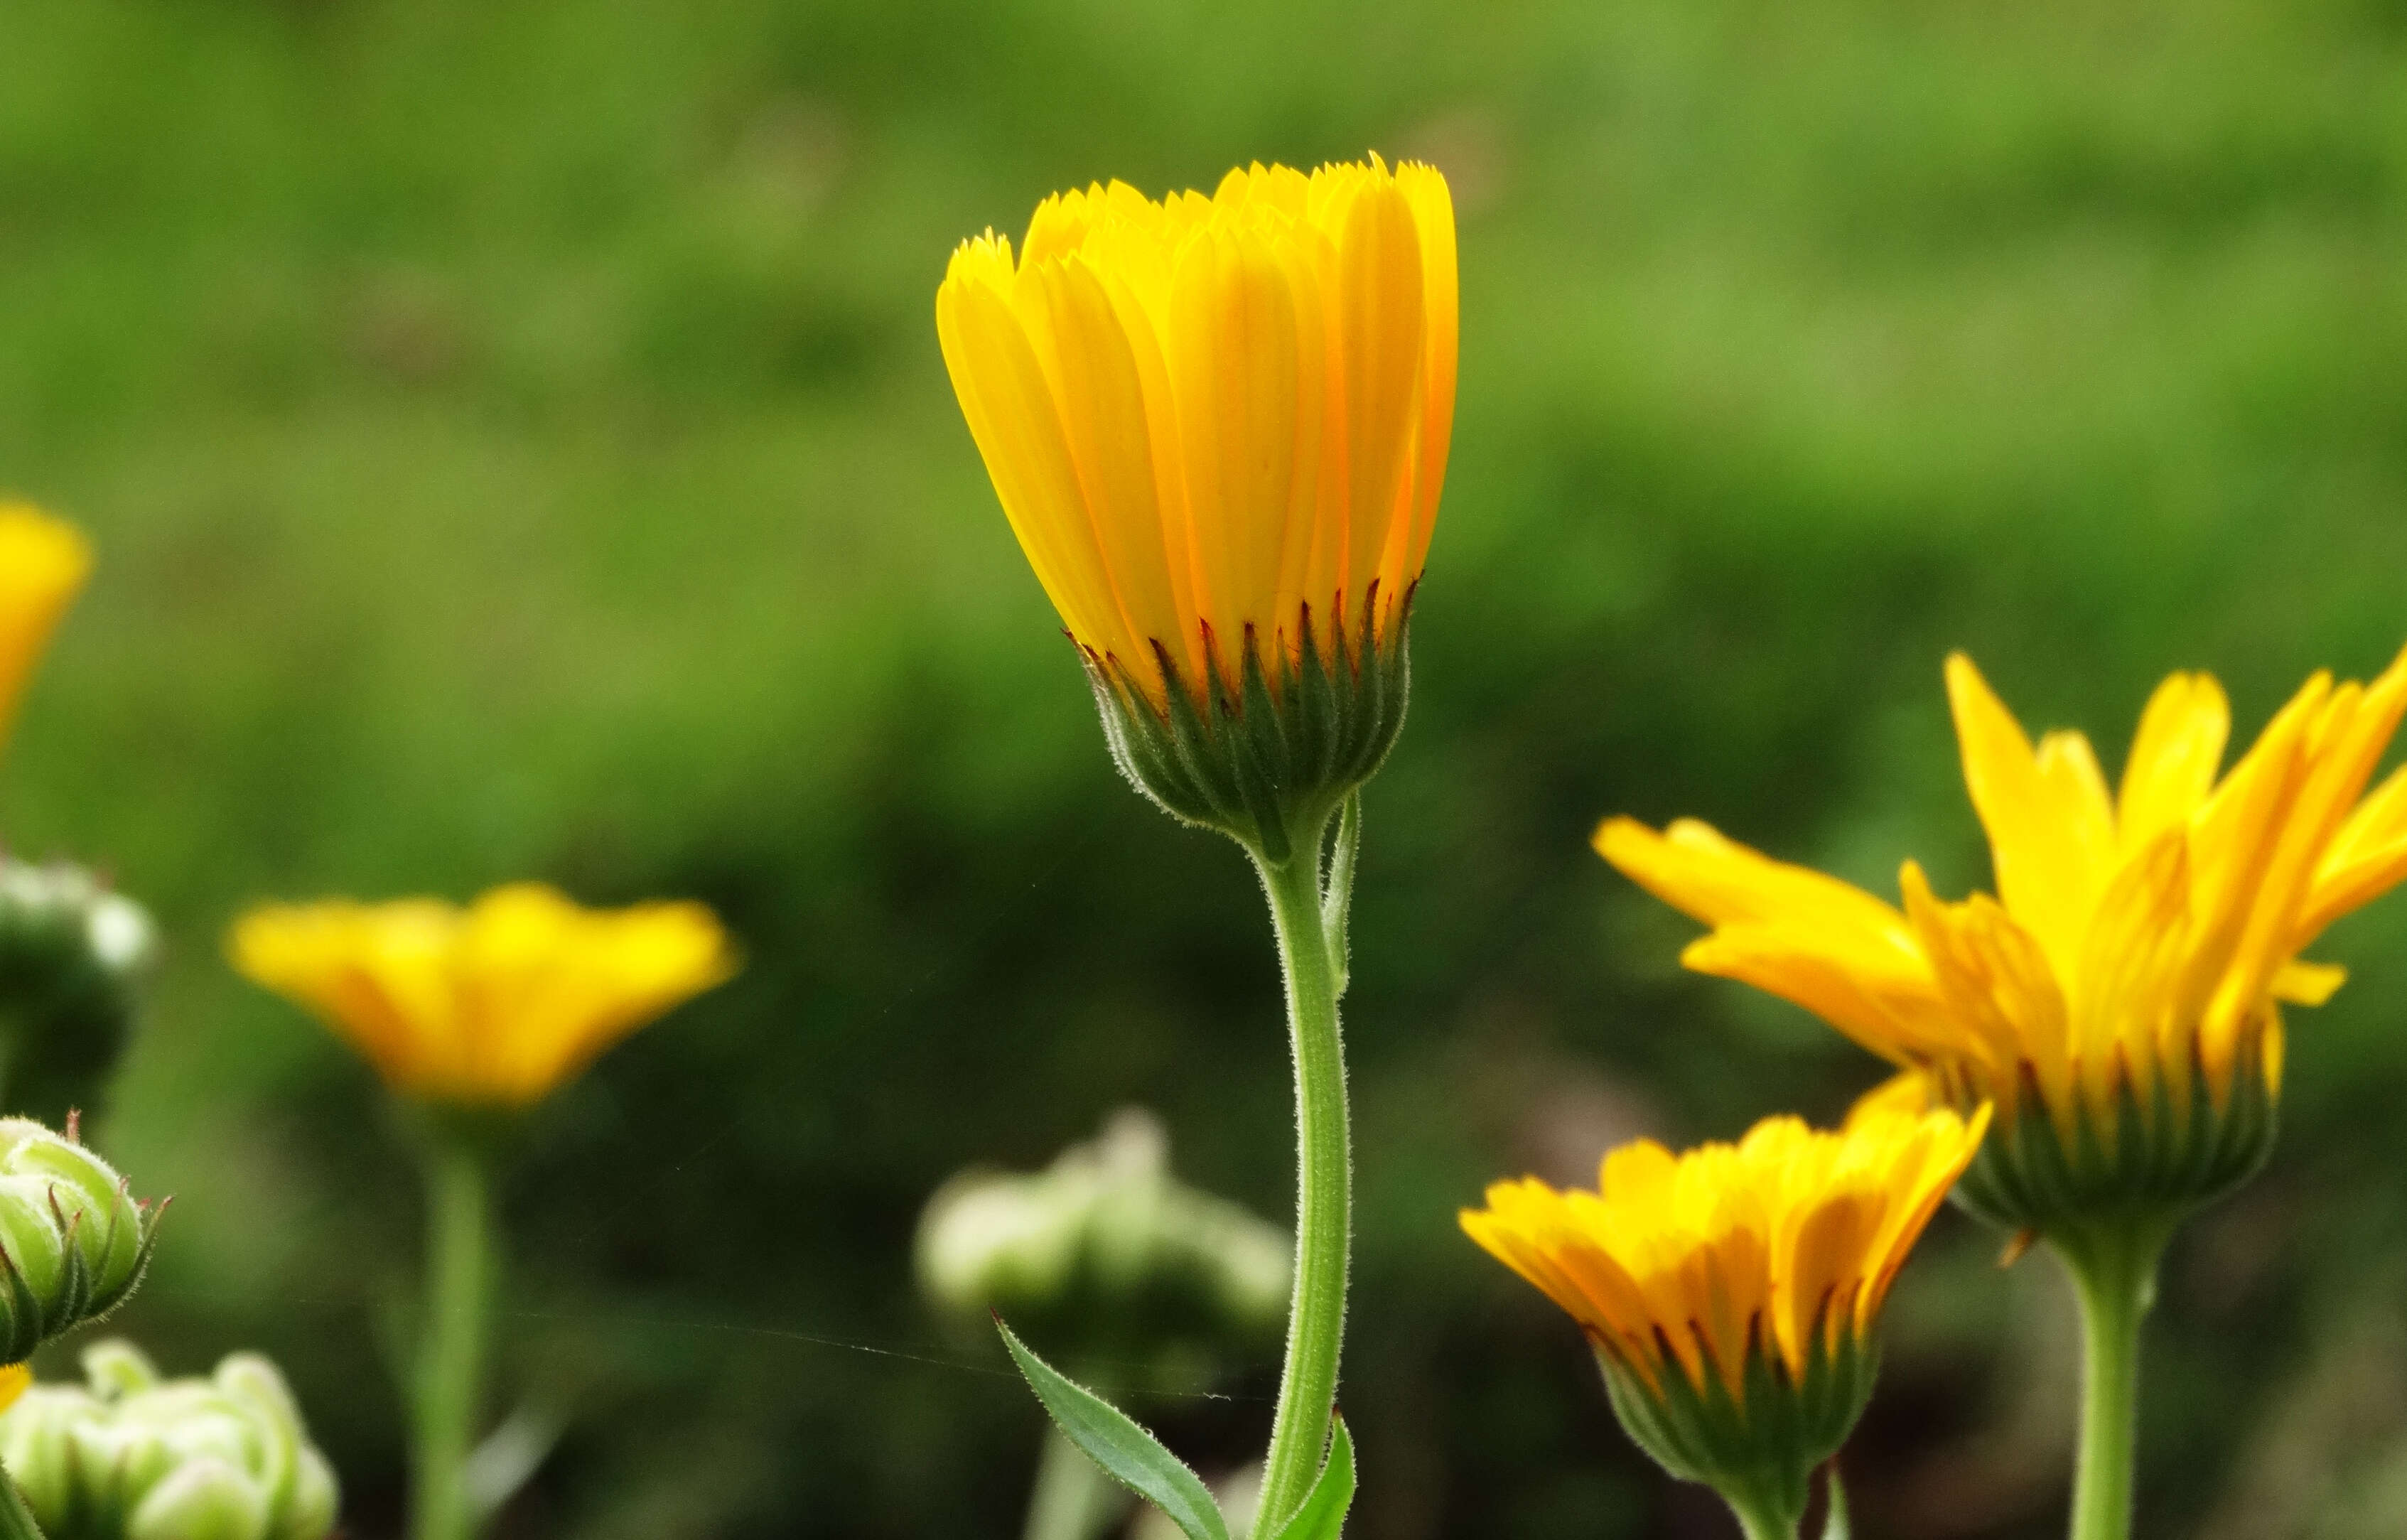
left=230, top=884, right=735, bottom=1109
left=1462, top=1099, right=1986, bottom=1537
left=0, top=504, right=92, bottom=749
left=937, top=157, right=1456, bottom=858
left=1598, top=646, right=2407, bottom=1236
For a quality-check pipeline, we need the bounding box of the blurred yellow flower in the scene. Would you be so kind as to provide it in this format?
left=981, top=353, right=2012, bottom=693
left=0, top=1364, right=25, bottom=1415
left=1598, top=649, right=2407, bottom=1151
left=0, top=504, right=92, bottom=747
left=937, top=156, right=1456, bottom=709
left=231, top=884, right=736, bottom=1108
left=1461, top=1099, right=1986, bottom=1402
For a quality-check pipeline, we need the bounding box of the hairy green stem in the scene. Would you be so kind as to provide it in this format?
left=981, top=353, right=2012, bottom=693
left=1023, top=1417, right=1129, bottom=1540
left=414, top=1134, right=495, bottom=1540
left=2057, top=1225, right=2164, bottom=1540
left=1250, top=833, right=1352, bottom=1534
left=0, top=1466, right=44, bottom=1540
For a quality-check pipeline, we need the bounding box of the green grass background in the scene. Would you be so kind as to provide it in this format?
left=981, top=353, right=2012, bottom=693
left=6, top=0, right=2407, bottom=1534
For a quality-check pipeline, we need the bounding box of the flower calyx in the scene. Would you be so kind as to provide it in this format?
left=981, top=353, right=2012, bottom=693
left=1087, top=591, right=1413, bottom=864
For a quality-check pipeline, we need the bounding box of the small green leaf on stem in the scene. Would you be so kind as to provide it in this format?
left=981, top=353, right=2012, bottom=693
left=996, top=1318, right=1229, bottom=1540
left=1320, top=795, right=1361, bottom=996
left=1264, top=1415, right=1355, bottom=1540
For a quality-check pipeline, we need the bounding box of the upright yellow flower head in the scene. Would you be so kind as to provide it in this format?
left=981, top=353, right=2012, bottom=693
left=1598, top=645, right=2407, bottom=1232
left=0, top=505, right=92, bottom=750
left=231, top=884, right=736, bottom=1109
left=937, top=158, right=1456, bottom=858
left=1462, top=1099, right=1985, bottom=1531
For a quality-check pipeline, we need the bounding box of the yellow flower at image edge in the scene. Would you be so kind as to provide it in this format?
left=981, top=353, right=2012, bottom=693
left=1598, top=645, right=2407, bottom=1233
left=1462, top=1101, right=1986, bottom=1527
left=938, top=157, right=1456, bottom=855
left=0, top=1364, right=26, bottom=1416
left=231, top=884, right=736, bottom=1109
left=0, top=503, right=92, bottom=745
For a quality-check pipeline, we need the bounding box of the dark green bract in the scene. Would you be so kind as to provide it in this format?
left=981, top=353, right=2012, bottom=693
left=1085, top=588, right=1413, bottom=863
left=1596, top=1316, right=1876, bottom=1539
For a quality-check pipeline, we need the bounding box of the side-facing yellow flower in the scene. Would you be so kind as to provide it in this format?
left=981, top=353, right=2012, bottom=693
left=938, top=157, right=1455, bottom=858
left=1597, top=647, right=2407, bottom=1234
left=0, top=504, right=92, bottom=750
left=1463, top=1098, right=1986, bottom=1539
left=230, top=883, right=736, bottom=1109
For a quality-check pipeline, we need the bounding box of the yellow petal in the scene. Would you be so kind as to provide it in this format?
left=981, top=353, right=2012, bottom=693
left=1331, top=176, right=1425, bottom=629
left=1165, top=224, right=1302, bottom=683
left=1944, top=654, right=2111, bottom=979
left=1385, top=162, right=1458, bottom=598
left=937, top=259, right=1128, bottom=665
left=2116, top=670, right=2229, bottom=854
left=0, top=504, right=93, bottom=748
left=2270, top=959, right=2346, bottom=1007
left=231, top=886, right=736, bottom=1107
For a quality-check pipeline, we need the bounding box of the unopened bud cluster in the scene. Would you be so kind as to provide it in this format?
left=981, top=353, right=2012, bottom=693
left=917, top=1109, right=1289, bottom=1373
left=0, top=857, right=155, bottom=1122
left=0, top=1340, right=338, bottom=1540
left=0, top=1119, right=158, bottom=1362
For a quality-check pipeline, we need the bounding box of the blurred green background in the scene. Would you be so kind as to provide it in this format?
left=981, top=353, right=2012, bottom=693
left=6, top=0, right=2407, bottom=1534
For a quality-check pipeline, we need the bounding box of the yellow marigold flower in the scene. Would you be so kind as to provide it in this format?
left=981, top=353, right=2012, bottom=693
left=1598, top=645, right=2407, bottom=1232
left=0, top=505, right=92, bottom=748
left=1462, top=1099, right=1986, bottom=1534
left=0, top=1364, right=23, bottom=1415
left=937, top=158, right=1455, bottom=858
left=230, top=884, right=736, bottom=1109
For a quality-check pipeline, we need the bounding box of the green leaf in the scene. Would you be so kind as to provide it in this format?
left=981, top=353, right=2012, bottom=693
left=996, top=1319, right=1230, bottom=1540
left=1320, top=792, right=1361, bottom=996
left=1264, top=1415, right=1355, bottom=1540
left=1819, top=1465, right=1851, bottom=1540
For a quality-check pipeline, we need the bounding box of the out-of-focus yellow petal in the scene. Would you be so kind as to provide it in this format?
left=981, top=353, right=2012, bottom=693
left=1846, top=1071, right=1934, bottom=1124
left=230, top=885, right=736, bottom=1108
left=2303, top=760, right=2407, bottom=937
left=2117, top=672, right=2229, bottom=854
left=0, top=1362, right=30, bottom=1414
left=0, top=504, right=93, bottom=750
left=2270, top=959, right=2346, bottom=1007
left=1944, top=655, right=2113, bottom=977
left=1595, top=817, right=1924, bottom=958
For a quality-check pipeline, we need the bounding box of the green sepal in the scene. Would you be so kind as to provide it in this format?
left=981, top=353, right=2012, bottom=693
left=1593, top=1310, right=1877, bottom=1538
left=996, top=1318, right=1229, bottom=1540
left=1264, top=1414, right=1355, bottom=1540
left=1941, top=1024, right=2276, bottom=1242
left=1084, top=586, right=1414, bottom=863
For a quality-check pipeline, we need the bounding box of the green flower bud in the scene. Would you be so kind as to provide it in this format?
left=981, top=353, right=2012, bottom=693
left=0, top=858, right=155, bottom=1126
left=0, top=1120, right=158, bottom=1361
left=917, top=1109, right=1291, bottom=1382
left=0, top=1341, right=339, bottom=1540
